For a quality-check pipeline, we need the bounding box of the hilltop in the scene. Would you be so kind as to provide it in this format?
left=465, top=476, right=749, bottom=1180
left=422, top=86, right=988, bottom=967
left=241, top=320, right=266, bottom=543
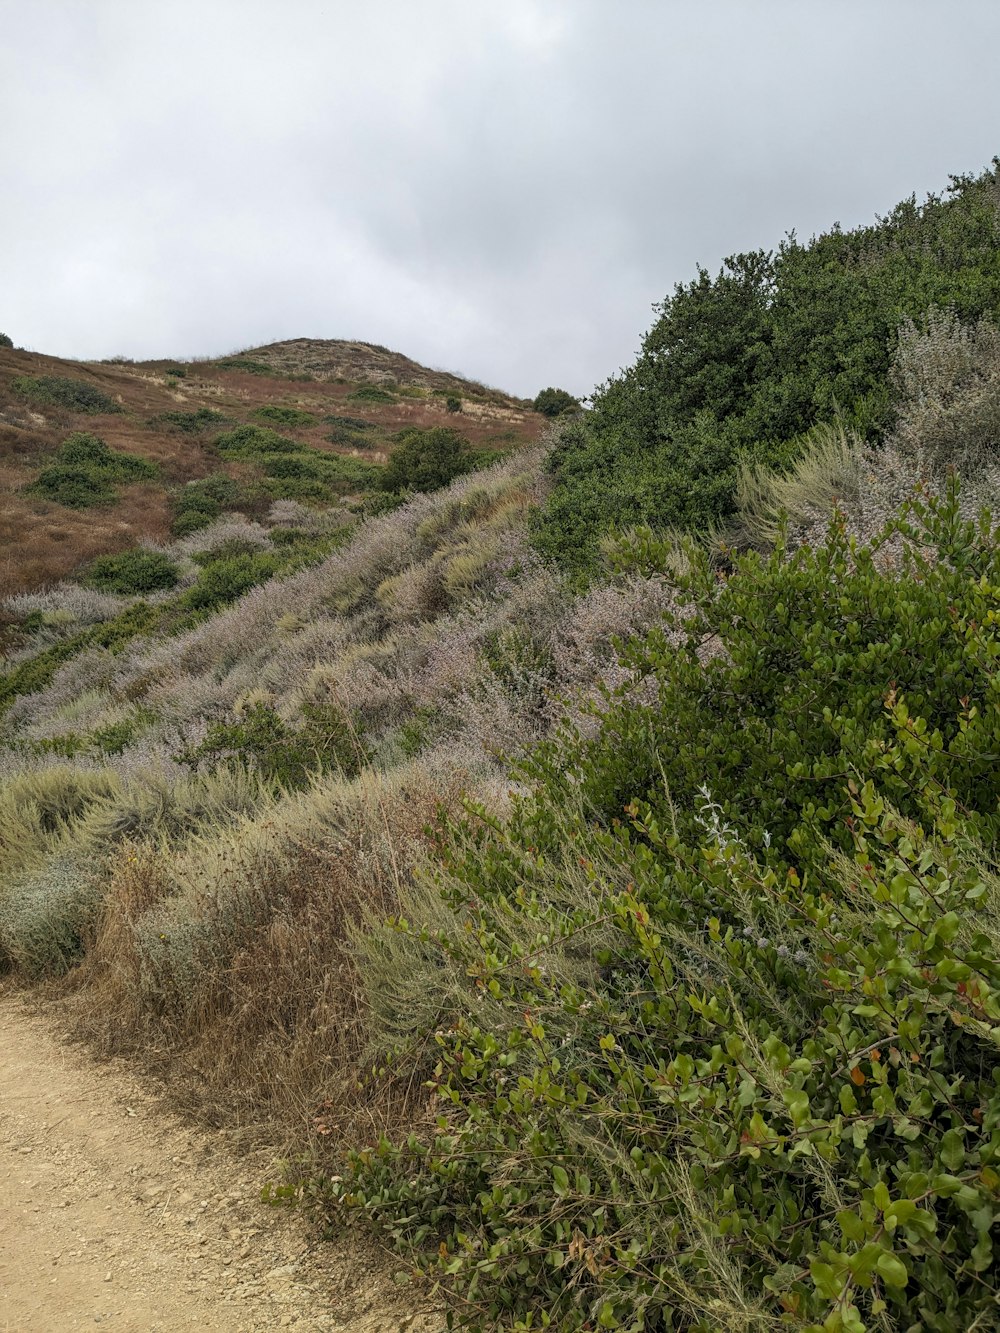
left=0, top=338, right=541, bottom=595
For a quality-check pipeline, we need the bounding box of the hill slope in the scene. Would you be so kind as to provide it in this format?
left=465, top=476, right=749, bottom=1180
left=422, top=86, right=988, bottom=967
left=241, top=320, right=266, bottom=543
left=0, top=339, right=541, bottom=595
left=5, top=160, right=1000, bottom=1332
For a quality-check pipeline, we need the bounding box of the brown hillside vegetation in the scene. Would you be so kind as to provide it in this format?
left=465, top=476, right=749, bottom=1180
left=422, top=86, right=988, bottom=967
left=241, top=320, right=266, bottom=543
left=0, top=340, right=541, bottom=595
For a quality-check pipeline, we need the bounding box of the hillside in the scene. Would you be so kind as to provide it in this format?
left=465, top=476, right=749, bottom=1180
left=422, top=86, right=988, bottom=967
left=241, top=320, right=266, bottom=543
left=0, top=338, right=541, bottom=596
left=4, top=160, right=1000, bottom=1332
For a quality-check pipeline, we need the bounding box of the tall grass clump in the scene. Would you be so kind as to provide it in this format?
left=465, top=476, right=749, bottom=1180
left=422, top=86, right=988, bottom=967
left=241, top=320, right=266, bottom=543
left=733, top=422, right=863, bottom=549
left=327, top=480, right=1000, bottom=1331
left=67, top=761, right=471, bottom=1138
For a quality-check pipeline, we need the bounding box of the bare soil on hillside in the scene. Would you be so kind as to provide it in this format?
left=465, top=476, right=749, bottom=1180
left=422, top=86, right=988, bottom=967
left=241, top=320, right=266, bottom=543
left=0, top=997, right=441, bottom=1333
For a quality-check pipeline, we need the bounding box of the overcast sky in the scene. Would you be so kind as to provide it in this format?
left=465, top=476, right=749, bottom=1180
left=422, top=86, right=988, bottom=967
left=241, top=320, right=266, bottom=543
left=1, top=1, right=998, bottom=397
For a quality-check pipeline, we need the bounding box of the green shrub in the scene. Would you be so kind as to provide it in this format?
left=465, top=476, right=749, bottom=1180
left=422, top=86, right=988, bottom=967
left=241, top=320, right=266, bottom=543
left=12, top=375, right=121, bottom=414
left=253, top=404, right=317, bottom=429
left=533, top=386, right=579, bottom=417
left=261, top=454, right=325, bottom=481
left=164, top=366, right=186, bottom=378
left=326, top=414, right=375, bottom=431
left=330, top=481, right=1000, bottom=1330
left=183, top=551, right=281, bottom=610
left=380, top=427, right=473, bottom=493
left=327, top=413, right=379, bottom=448
left=540, top=161, right=1000, bottom=574
left=216, top=424, right=301, bottom=458
left=213, top=357, right=274, bottom=375
left=28, top=434, right=157, bottom=509
left=155, top=407, right=228, bottom=433
left=58, top=434, right=156, bottom=481
left=83, top=549, right=179, bottom=595
left=349, top=384, right=396, bottom=404
left=171, top=473, right=250, bottom=534
left=177, top=700, right=363, bottom=790
left=31, top=464, right=116, bottom=509
left=0, top=332, right=13, bottom=349
left=265, top=477, right=330, bottom=501
left=327, top=425, right=373, bottom=448
left=445, top=395, right=462, bottom=413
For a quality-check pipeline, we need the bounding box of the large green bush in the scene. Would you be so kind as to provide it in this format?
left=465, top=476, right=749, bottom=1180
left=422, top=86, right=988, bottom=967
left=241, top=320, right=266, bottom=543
left=537, top=161, right=1000, bottom=575
left=349, top=384, right=396, bottom=404
left=171, top=473, right=252, bottom=535
left=253, top=404, right=317, bottom=429
left=330, top=482, right=1000, bottom=1331
left=155, top=407, right=229, bottom=434
left=380, top=427, right=474, bottom=493
left=533, top=386, right=580, bottom=417
left=216, top=424, right=377, bottom=498
left=183, top=550, right=281, bottom=610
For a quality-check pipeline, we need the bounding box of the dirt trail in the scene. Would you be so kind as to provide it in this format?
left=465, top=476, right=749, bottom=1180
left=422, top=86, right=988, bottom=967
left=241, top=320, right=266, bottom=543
left=0, top=999, right=441, bottom=1333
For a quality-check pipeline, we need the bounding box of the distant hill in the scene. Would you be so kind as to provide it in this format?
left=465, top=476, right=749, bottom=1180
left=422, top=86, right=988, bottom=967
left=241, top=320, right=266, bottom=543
left=0, top=338, right=541, bottom=594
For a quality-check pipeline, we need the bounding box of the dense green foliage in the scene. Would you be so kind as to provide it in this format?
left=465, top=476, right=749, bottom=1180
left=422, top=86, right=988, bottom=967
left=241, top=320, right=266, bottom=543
left=183, top=549, right=282, bottom=610
left=83, top=549, right=180, bottom=595
left=30, top=434, right=158, bottom=508
left=330, top=485, right=1000, bottom=1330
left=213, top=357, right=276, bottom=375
left=12, top=375, right=121, bottom=414
left=536, top=162, right=1000, bottom=574
left=0, top=332, right=13, bottom=349
left=378, top=427, right=505, bottom=494
left=171, top=473, right=255, bottom=535
left=533, top=386, right=580, bottom=417
left=327, top=413, right=379, bottom=448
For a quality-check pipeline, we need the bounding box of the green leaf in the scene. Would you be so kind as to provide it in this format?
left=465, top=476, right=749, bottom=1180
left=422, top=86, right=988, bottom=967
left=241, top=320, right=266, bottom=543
left=939, top=1127, right=965, bottom=1171
left=837, top=1209, right=866, bottom=1243
left=876, top=1250, right=908, bottom=1288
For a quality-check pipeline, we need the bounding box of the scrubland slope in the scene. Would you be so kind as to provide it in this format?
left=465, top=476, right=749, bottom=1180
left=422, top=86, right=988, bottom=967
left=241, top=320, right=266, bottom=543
left=4, top=161, right=1000, bottom=1332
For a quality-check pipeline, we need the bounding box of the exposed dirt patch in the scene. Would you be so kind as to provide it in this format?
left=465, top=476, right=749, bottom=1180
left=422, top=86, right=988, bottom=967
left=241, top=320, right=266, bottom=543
left=0, top=997, right=441, bottom=1333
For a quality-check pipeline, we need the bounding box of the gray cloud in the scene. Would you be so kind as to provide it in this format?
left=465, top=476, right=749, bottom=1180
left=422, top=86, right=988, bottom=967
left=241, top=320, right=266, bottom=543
left=2, top=0, right=998, bottom=396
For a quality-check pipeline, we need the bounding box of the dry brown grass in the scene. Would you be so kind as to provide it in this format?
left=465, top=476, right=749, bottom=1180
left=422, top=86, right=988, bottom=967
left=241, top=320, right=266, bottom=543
left=60, top=764, right=467, bottom=1151
left=2, top=485, right=174, bottom=594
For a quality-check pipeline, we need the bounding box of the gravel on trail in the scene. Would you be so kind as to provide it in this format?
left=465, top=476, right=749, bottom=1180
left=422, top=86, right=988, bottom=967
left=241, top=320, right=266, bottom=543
left=0, top=997, right=442, bottom=1333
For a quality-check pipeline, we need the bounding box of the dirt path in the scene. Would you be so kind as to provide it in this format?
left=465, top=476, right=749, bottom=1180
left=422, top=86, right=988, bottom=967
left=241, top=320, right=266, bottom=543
left=0, top=999, right=441, bottom=1333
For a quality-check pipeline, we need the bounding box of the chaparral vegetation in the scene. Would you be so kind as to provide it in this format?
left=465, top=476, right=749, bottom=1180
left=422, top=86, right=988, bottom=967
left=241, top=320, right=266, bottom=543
left=3, top=162, right=1000, bottom=1331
